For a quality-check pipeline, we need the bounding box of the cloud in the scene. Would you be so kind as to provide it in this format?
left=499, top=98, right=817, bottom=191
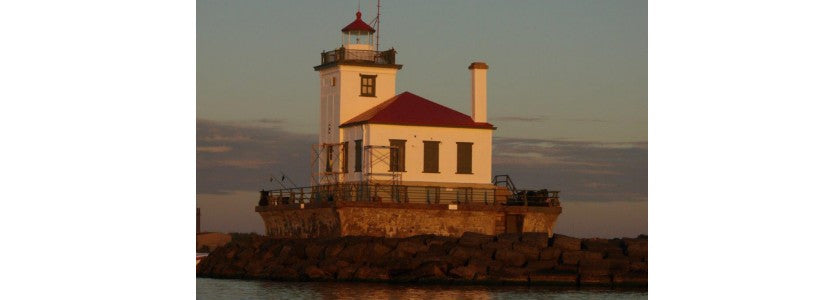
left=561, top=118, right=609, bottom=123
left=256, top=118, right=284, bottom=124
left=197, top=119, right=315, bottom=194
left=197, top=120, right=647, bottom=204
left=196, top=146, right=232, bottom=153
left=491, top=115, right=547, bottom=122
left=492, top=137, right=647, bottom=202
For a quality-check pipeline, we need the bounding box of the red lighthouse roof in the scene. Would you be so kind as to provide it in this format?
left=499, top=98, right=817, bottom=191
left=340, top=92, right=495, bottom=129
left=341, top=11, right=375, bottom=33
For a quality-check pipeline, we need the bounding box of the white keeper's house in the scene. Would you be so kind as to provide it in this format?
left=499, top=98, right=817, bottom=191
left=313, top=11, right=496, bottom=190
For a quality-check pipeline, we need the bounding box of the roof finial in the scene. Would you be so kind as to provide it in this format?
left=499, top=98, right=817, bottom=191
left=356, top=11, right=362, bottom=19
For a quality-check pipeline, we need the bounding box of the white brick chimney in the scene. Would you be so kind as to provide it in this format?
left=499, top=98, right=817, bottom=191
left=469, top=62, right=488, bottom=123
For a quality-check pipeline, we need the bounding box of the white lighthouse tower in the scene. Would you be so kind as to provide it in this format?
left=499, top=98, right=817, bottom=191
left=313, top=10, right=402, bottom=185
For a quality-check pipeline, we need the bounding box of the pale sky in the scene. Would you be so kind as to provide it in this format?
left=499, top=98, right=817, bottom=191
left=197, top=0, right=647, bottom=238
left=198, top=0, right=646, bottom=142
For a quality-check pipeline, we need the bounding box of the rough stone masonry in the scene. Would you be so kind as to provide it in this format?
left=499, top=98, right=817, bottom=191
left=196, top=232, right=647, bottom=287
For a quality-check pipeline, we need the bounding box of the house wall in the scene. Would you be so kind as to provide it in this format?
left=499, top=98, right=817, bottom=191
left=355, top=124, right=493, bottom=184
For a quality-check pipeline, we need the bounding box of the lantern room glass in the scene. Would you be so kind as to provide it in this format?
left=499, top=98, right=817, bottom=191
left=343, top=31, right=373, bottom=46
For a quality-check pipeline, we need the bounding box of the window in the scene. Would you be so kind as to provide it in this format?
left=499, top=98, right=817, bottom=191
left=360, top=74, right=376, bottom=97
left=456, top=142, right=472, bottom=174
left=390, top=139, right=406, bottom=172
left=331, top=76, right=336, bottom=87
left=423, top=141, right=440, bottom=173
left=342, top=142, right=349, bottom=173
left=325, top=145, right=333, bottom=172
left=354, top=140, right=363, bottom=172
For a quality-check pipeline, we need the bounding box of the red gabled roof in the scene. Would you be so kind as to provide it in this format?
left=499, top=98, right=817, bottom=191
left=340, top=92, right=495, bottom=129
left=341, top=11, right=375, bottom=33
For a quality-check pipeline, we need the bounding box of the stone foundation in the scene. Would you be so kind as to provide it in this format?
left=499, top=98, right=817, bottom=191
left=256, top=201, right=562, bottom=238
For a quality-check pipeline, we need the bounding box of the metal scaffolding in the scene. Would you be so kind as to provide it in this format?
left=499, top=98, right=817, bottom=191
left=310, top=142, right=346, bottom=186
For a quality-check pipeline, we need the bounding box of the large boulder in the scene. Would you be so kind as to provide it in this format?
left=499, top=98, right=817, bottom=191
left=324, top=241, right=345, bottom=259
left=196, top=232, right=232, bottom=252
left=624, top=239, right=648, bottom=258
left=607, top=258, right=631, bottom=274
left=466, top=258, right=492, bottom=275
left=612, top=273, right=648, bottom=287
left=366, top=241, right=393, bottom=258
left=581, top=238, right=612, bottom=252
left=495, top=249, right=527, bottom=267
left=630, top=261, right=648, bottom=272
left=396, top=239, right=429, bottom=256
left=540, top=247, right=562, bottom=261
left=336, top=265, right=360, bottom=280
left=305, top=243, right=325, bottom=260
left=496, top=232, right=521, bottom=244
left=579, top=274, right=612, bottom=285
left=449, top=245, right=479, bottom=262
left=354, top=266, right=390, bottom=281
left=578, top=259, right=610, bottom=276
left=512, top=242, right=541, bottom=261
left=482, top=241, right=512, bottom=253
left=582, top=251, right=604, bottom=262
left=269, top=265, right=299, bottom=281
left=521, top=232, right=550, bottom=248
left=397, top=262, right=446, bottom=282
left=552, top=234, right=582, bottom=251
left=303, top=265, right=331, bottom=280
left=448, top=265, right=478, bottom=280
left=529, top=273, right=578, bottom=285
left=560, top=251, right=584, bottom=265
left=526, top=260, right=557, bottom=272
left=458, top=232, right=494, bottom=247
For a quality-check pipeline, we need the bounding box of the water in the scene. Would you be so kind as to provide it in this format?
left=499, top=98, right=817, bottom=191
left=197, top=278, right=647, bottom=299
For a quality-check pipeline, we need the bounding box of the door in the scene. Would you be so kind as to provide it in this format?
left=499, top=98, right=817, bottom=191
left=505, top=214, right=524, bottom=233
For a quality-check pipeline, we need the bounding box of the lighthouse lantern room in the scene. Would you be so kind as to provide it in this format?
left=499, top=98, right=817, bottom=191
left=341, top=11, right=375, bottom=50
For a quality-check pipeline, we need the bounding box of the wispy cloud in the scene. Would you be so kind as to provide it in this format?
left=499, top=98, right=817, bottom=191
left=197, top=119, right=314, bottom=194
left=561, top=118, right=609, bottom=123
left=493, top=137, right=647, bottom=202
left=255, top=118, right=284, bottom=125
left=197, top=120, right=647, bottom=203
left=197, top=146, right=232, bottom=153
left=491, top=115, right=547, bottom=122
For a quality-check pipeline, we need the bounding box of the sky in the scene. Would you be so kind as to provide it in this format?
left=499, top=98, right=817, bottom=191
left=197, top=0, right=647, bottom=238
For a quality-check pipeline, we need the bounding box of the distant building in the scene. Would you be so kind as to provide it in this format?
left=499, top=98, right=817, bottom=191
left=257, top=10, right=561, bottom=238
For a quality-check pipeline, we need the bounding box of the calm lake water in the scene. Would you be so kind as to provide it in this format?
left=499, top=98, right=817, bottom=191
left=197, top=278, right=647, bottom=299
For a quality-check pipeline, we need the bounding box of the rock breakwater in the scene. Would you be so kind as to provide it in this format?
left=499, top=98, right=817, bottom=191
left=196, top=232, right=647, bottom=286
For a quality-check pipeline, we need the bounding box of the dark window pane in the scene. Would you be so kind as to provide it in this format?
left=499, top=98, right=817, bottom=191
left=457, top=142, right=472, bottom=174
left=342, top=142, right=349, bottom=173
left=354, top=140, right=363, bottom=172
left=390, top=139, right=406, bottom=172
left=360, top=74, right=376, bottom=97
left=423, top=141, right=440, bottom=173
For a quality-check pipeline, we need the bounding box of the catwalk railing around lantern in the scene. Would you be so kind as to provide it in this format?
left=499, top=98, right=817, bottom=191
left=319, top=48, right=397, bottom=66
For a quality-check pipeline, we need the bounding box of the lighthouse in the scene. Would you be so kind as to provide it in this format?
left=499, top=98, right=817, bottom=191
left=313, top=11, right=496, bottom=188
left=256, top=10, right=561, bottom=239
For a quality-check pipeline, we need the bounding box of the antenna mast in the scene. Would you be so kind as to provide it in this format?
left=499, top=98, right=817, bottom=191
left=371, top=0, right=380, bottom=50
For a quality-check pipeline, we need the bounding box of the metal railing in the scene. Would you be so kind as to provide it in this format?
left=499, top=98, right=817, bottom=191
left=258, top=183, right=560, bottom=208
left=319, top=48, right=396, bottom=66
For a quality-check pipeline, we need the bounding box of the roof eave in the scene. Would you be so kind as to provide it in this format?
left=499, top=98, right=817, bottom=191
left=340, top=121, right=496, bottom=130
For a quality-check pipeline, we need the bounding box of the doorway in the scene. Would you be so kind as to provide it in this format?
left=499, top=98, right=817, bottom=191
left=505, top=214, right=524, bottom=233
